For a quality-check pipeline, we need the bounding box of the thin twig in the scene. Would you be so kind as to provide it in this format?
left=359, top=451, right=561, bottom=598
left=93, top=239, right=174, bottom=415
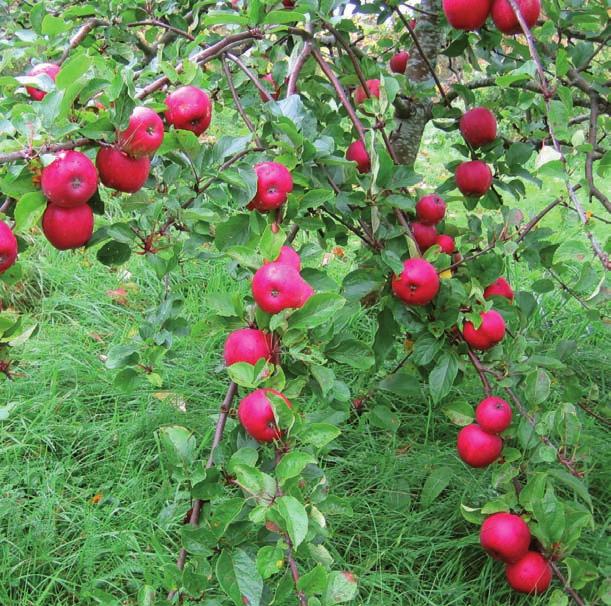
left=127, top=19, right=195, bottom=41
left=226, top=52, right=273, bottom=102
left=0, top=137, right=93, bottom=165
left=221, top=57, right=263, bottom=147
left=504, top=0, right=609, bottom=270
left=549, top=561, right=587, bottom=606
left=58, top=18, right=109, bottom=64
left=394, top=209, right=422, bottom=257
left=310, top=45, right=367, bottom=143
left=576, top=400, right=611, bottom=427
left=169, top=382, right=238, bottom=599
left=585, top=94, right=611, bottom=213
left=287, top=41, right=312, bottom=97
left=392, top=6, right=449, bottom=105
left=286, top=539, right=308, bottom=606
left=466, top=349, right=493, bottom=396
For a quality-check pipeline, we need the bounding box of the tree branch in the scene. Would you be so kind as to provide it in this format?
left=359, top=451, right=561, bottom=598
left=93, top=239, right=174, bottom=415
left=127, top=19, right=195, bottom=41
left=169, top=381, right=238, bottom=599
left=58, top=18, right=109, bottom=64
left=310, top=45, right=367, bottom=143
left=585, top=94, right=611, bottom=213
left=225, top=52, right=273, bottom=102
left=287, top=40, right=312, bottom=97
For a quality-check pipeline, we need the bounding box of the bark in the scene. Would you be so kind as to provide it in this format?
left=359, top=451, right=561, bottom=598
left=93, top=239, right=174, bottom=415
left=391, top=0, right=443, bottom=166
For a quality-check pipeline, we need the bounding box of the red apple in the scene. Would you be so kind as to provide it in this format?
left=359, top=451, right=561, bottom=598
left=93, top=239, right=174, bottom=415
left=224, top=328, right=273, bottom=366
left=415, top=194, right=446, bottom=225
left=442, top=0, right=492, bottom=30
left=117, top=106, right=164, bottom=157
left=455, top=160, right=493, bottom=197
left=476, top=396, right=512, bottom=434
left=390, top=51, right=410, bottom=74
left=41, top=150, right=98, bottom=208
left=411, top=222, right=438, bottom=252
left=462, top=309, right=506, bottom=350
left=484, top=277, right=514, bottom=301
left=164, top=86, right=212, bottom=136
left=96, top=147, right=150, bottom=193
left=252, top=262, right=313, bottom=314
left=354, top=79, right=381, bottom=105
left=480, top=513, right=531, bottom=563
left=409, top=18, right=417, bottom=29
left=26, top=63, right=60, bottom=101
left=42, top=203, right=94, bottom=250
left=346, top=140, right=371, bottom=174
left=273, top=246, right=301, bottom=271
left=260, top=74, right=280, bottom=101
left=392, top=258, right=440, bottom=306
left=505, top=552, right=552, bottom=594
left=282, top=0, right=295, bottom=7
left=248, top=162, right=293, bottom=212
left=492, top=0, right=540, bottom=35
left=460, top=107, right=497, bottom=147
left=238, top=388, right=292, bottom=442
left=456, top=424, right=503, bottom=467
left=435, top=234, right=456, bottom=254
left=0, top=220, right=18, bottom=274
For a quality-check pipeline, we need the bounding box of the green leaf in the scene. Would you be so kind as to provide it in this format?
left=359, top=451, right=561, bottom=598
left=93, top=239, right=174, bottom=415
left=289, top=294, right=345, bottom=330
left=323, top=571, right=358, bottom=604
left=259, top=224, right=285, bottom=261
left=264, top=10, right=305, bottom=24
left=256, top=545, right=285, bottom=579
left=275, top=496, right=308, bottom=548
left=548, top=469, right=592, bottom=510
left=524, top=369, right=551, bottom=404
left=157, top=425, right=197, bottom=468
left=378, top=368, right=420, bottom=396
left=298, top=423, right=340, bottom=448
left=41, top=14, right=70, bottom=35
left=15, top=192, right=46, bottom=232
left=326, top=338, right=374, bottom=370
left=297, top=564, right=328, bottom=595
left=216, top=549, right=263, bottom=606
left=276, top=450, right=316, bottom=485
left=420, top=467, right=452, bottom=507
left=369, top=405, right=400, bottom=432
left=411, top=332, right=443, bottom=366
left=442, top=401, right=474, bottom=426
left=428, top=351, right=459, bottom=403
left=97, top=241, right=132, bottom=266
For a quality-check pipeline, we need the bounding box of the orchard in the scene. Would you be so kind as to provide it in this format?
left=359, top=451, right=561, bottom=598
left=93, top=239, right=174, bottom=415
left=0, top=0, right=609, bottom=605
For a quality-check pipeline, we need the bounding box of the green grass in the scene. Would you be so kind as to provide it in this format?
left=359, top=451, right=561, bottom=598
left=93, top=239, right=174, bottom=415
left=1, top=124, right=609, bottom=605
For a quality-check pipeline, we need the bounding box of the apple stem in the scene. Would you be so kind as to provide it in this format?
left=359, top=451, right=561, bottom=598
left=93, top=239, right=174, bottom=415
left=168, top=381, right=238, bottom=600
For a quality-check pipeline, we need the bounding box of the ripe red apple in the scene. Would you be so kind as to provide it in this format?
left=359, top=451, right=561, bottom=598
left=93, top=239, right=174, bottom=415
left=252, top=262, right=313, bottom=314
left=476, top=396, right=512, bottom=434
left=238, top=388, right=292, bottom=442
left=505, top=552, right=552, bottom=594
left=96, top=147, right=150, bottom=193
left=492, top=0, right=540, bottom=35
left=460, top=107, right=497, bottom=147
left=0, top=220, right=18, bottom=274
left=117, top=106, right=164, bottom=158
left=411, top=222, right=438, bottom=252
left=26, top=63, right=60, bottom=101
left=462, top=309, right=506, bottom=350
left=282, top=0, right=295, bottom=7
left=390, top=51, right=410, bottom=74
left=354, top=79, right=381, bottom=105
left=409, top=18, right=417, bottom=29
left=164, top=86, right=212, bottom=136
left=224, top=328, right=273, bottom=366
left=274, top=246, right=301, bottom=271
left=41, top=150, right=98, bottom=208
left=392, top=258, right=440, bottom=306
left=415, top=194, right=446, bottom=225
left=442, top=0, right=492, bottom=30
left=484, top=277, right=514, bottom=301
left=435, top=234, right=456, bottom=254
left=346, top=140, right=371, bottom=174
left=248, top=162, right=293, bottom=212
left=456, top=424, right=503, bottom=467
left=42, top=203, right=94, bottom=250
left=455, top=160, right=493, bottom=197
left=480, top=513, right=531, bottom=563
left=260, top=74, right=280, bottom=101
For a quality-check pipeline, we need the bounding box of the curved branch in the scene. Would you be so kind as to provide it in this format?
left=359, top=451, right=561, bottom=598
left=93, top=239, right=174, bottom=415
left=58, top=18, right=109, bottom=64
left=585, top=95, right=611, bottom=213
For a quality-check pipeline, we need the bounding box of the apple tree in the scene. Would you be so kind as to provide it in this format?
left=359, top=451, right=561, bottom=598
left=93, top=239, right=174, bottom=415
left=0, top=0, right=608, bottom=604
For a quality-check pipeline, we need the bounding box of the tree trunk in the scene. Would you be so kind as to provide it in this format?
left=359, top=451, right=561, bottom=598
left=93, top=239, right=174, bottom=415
left=391, top=0, right=443, bottom=166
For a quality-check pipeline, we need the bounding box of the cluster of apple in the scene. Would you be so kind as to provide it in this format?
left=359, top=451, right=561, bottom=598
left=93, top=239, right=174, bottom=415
left=480, top=512, right=552, bottom=594
left=443, top=0, right=540, bottom=35
left=223, top=243, right=313, bottom=441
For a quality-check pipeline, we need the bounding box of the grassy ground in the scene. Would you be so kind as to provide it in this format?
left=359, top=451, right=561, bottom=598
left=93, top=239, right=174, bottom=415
left=1, top=124, right=609, bottom=605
